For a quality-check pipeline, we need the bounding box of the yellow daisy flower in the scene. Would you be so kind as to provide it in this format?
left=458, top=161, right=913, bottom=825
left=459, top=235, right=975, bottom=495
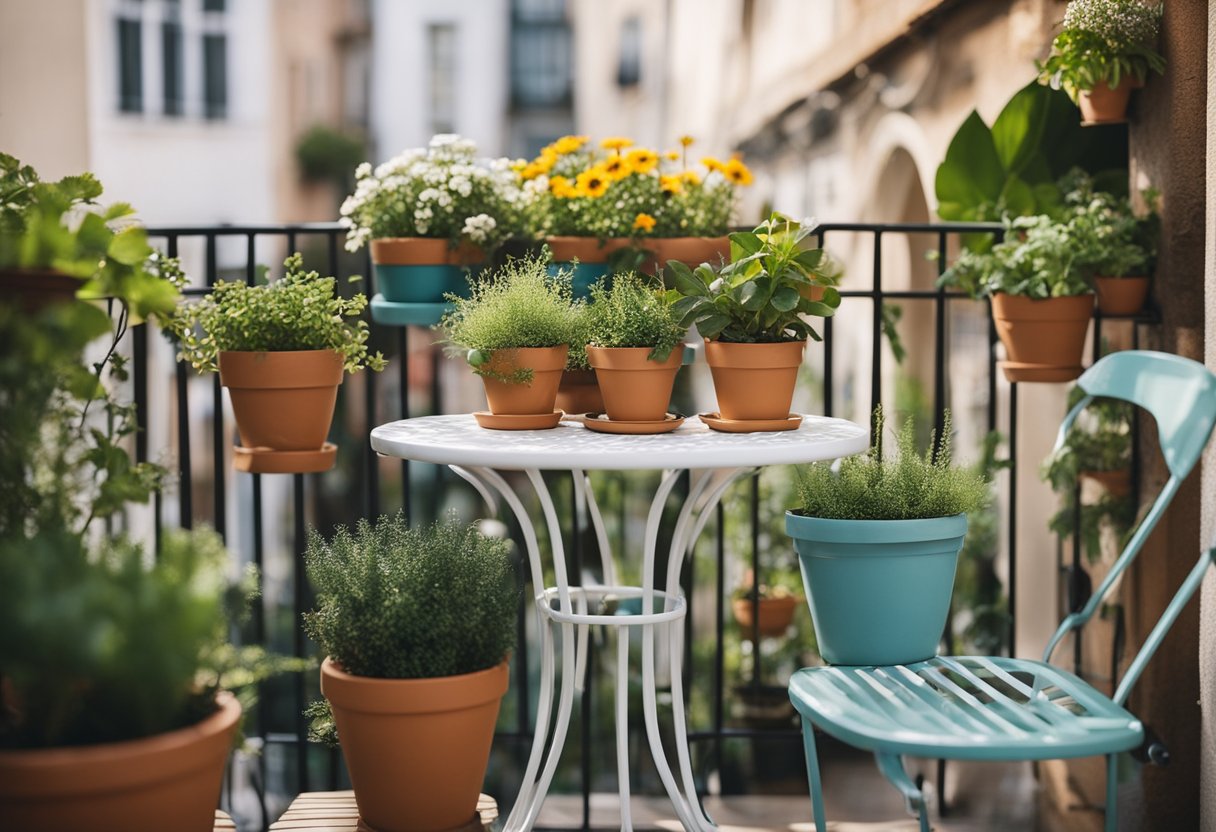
left=520, top=162, right=546, bottom=180
left=664, top=150, right=681, bottom=161
left=601, top=136, right=634, bottom=152
left=681, top=170, right=702, bottom=186
left=723, top=158, right=754, bottom=186
left=602, top=155, right=633, bottom=180
left=633, top=213, right=657, bottom=233
left=626, top=148, right=659, bottom=174
left=659, top=174, right=684, bottom=195
left=679, top=135, right=695, bottom=147
left=576, top=167, right=611, bottom=198
left=549, top=175, right=578, bottom=198
left=701, top=156, right=725, bottom=172
left=553, top=135, right=589, bottom=155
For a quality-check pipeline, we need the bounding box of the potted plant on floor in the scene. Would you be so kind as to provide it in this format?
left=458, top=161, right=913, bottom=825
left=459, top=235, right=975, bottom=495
left=671, top=213, right=840, bottom=431
left=340, top=134, right=522, bottom=306
left=439, top=253, right=578, bottom=430
left=582, top=272, right=686, bottom=433
left=732, top=570, right=801, bottom=639
left=786, top=410, right=988, bottom=666
left=305, top=514, right=517, bottom=832
left=1037, top=0, right=1164, bottom=124
left=1067, top=175, right=1159, bottom=316
left=168, top=253, right=385, bottom=473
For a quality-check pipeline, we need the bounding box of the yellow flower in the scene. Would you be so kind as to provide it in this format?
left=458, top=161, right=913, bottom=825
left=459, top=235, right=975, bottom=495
left=722, top=158, right=754, bottom=186
left=602, top=155, right=633, bottom=180
left=679, top=135, right=695, bottom=147
left=681, top=170, right=702, bottom=186
left=626, top=148, right=659, bottom=174
left=576, top=167, right=610, bottom=198
left=701, top=156, right=725, bottom=172
left=601, top=136, right=634, bottom=152
left=664, top=150, right=681, bottom=161
left=552, top=135, right=589, bottom=155
left=549, top=175, right=578, bottom=198
left=659, top=174, right=684, bottom=195
left=520, top=162, right=546, bottom=180
left=633, top=213, right=657, bottom=233
left=510, top=159, right=528, bottom=172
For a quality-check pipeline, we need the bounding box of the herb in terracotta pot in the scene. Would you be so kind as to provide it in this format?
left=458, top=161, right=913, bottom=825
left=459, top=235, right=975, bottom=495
left=731, top=572, right=801, bottom=640
left=787, top=410, right=988, bottom=665
left=439, top=253, right=579, bottom=429
left=305, top=514, right=517, bottom=832
left=584, top=273, right=686, bottom=427
left=340, top=134, right=523, bottom=304
left=671, top=213, right=840, bottom=429
left=1037, top=0, right=1164, bottom=124
left=169, top=253, right=385, bottom=472
left=1064, top=174, right=1158, bottom=316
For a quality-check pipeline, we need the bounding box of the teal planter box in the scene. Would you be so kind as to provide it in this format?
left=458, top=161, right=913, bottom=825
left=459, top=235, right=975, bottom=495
left=549, top=261, right=610, bottom=300
left=375, top=263, right=475, bottom=304
left=784, top=511, right=967, bottom=666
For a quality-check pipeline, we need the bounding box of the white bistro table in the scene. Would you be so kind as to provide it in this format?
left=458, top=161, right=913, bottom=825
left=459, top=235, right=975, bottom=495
left=370, top=413, right=868, bottom=831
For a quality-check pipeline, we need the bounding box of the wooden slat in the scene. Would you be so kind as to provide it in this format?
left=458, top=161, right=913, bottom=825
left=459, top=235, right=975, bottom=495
left=269, top=792, right=497, bottom=831
left=214, top=810, right=238, bottom=831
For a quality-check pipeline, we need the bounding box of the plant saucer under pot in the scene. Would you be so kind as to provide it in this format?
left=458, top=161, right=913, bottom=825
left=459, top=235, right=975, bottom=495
left=585, top=344, right=683, bottom=432
left=704, top=339, right=805, bottom=429
left=473, top=345, right=568, bottom=430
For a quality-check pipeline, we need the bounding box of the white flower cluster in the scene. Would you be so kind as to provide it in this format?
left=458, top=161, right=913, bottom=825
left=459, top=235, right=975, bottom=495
left=461, top=213, right=497, bottom=244
left=1063, top=0, right=1161, bottom=48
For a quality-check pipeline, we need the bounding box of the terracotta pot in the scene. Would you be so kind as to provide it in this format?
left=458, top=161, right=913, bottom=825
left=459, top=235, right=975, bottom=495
left=555, top=368, right=604, bottom=414
left=653, top=236, right=730, bottom=269
left=370, top=238, right=482, bottom=304
left=990, top=293, right=1093, bottom=381
left=586, top=345, right=683, bottom=422
left=1081, top=468, right=1132, bottom=498
left=479, top=345, right=568, bottom=416
left=1095, top=276, right=1149, bottom=316
left=321, top=658, right=509, bottom=832
left=704, top=339, right=805, bottom=421
left=218, top=350, right=344, bottom=451
left=732, top=594, right=798, bottom=639
left=0, top=693, right=240, bottom=832
left=799, top=284, right=828, bottom=302
left=545, top=236, right=629, bottom=264
left=1079, top=79, right=1133, bottom=124
left=0, top=267, right=82, bottom=313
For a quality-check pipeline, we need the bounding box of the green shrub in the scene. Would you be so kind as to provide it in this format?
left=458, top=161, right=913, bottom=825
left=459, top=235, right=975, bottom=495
left=586, top=272, right=685, bottom=361
left=295, top=125, right=365, bottom=184
left=1061, top=172, right=1158, bottom=278
left=304, top=514, right=518, bottom=679
left=939, top=214, right=1093, bottom=299
left=169, top=252, right=385, bottom=373
left=793, top=410, right=988, bottom=521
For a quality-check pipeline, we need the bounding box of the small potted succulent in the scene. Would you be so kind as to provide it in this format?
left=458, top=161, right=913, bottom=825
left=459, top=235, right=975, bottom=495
left=786, top=410, right=988, bottom=666
left=672, top=213, right=840, bottom=430
left=1067, top=177, right=1159, bottom=316
left=306, top=514, right=517, bottom=832
left=169, top=253, right=385, bottom=473
left=1037, top=0, right=1165, bottom=124
left=439, top=253, right=578, bottom=430
left=731, top=570, right=801, bottom=640
left=583, top=273, right=686, bottom=432
left=340, top=134, right=522, bottom=305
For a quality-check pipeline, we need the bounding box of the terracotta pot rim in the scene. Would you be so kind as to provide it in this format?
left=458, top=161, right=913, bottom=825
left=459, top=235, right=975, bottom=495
left=586, top=344, right=684, bottom=370
left=484, top=345, right=570, bottom=372
left=704, top=338, right=806, bottom=370
left=734, top=594, right=799, bottom=609
left=321, top=657, right=510, bottom=714
left=990, top=292, right=1095, bottom=321
left=218, top=349, right=345, bottom=389
left=370, top=237, right=483, bottom=266
left=545, top=236, right=630, bottom=263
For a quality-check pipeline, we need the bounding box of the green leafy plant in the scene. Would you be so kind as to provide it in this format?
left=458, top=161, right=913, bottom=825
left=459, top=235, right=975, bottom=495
left=438, top=253, right=580, bottom=383
left=586, top=272, right=686, bottom=361
left=1037, top=0, right=1165, bottom=98
left=793, top=409, right=988, bottom=521
left=1060, top=171, right=1158, bottom=277
left=295, top=124, right=366, bottom=184
left=304, top=513, right=518, bottom=679
left=168, top=253, right=385, bottom=374
left=939, top=213, right=1093, bottom=299
left=669, top=213, right=840, bottom=343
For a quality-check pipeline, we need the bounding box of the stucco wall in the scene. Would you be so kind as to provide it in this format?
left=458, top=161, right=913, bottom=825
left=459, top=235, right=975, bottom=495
left=1200, top=2, right=1216, bottom=828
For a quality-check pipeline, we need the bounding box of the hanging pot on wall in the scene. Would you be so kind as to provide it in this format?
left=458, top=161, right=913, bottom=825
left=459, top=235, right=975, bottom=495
left=1094, top=276, right=1149, bottom=317
left=1078, top=79, right=1134, bottom=125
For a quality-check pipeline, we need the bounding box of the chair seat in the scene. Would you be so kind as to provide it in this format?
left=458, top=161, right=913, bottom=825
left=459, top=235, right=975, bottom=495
left=789, top=655, right=1143, bottom=761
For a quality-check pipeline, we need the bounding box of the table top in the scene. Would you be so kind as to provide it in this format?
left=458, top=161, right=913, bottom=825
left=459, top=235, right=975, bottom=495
left=370, top=414, right=868, bottom=471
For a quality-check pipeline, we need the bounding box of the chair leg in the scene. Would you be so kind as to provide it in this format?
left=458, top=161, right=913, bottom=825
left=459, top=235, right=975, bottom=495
left=876, top=752, right=930, bottom=832
left=1105, top=753, right=1118, bottom=832
left=798, top=718, right=828, bottom=832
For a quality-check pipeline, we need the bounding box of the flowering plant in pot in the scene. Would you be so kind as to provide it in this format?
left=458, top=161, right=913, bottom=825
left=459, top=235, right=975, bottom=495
left=340, top=134, right=523, bottom=305
left=1064, top=174, right=1158, bottom=316
left=439, top=253, right=578, bottom=429
left=582, top=272, right=686, bottom=432
left=786, top=410, right=988, bottom=666
left=1037, top=0, right=1164, bottom=124
left=168, top=253, right=385, bottom=472
left=305, top=514, right=517, bottom=832
left=670, top=213, right=840, bottom=430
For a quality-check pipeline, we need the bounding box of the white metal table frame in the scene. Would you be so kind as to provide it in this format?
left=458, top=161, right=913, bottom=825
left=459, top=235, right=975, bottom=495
left=370, top=414, right=869, bottom=831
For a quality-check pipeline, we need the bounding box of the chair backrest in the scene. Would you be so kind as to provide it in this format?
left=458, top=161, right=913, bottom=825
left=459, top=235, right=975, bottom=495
left=1042, top=351, right=1216, bottom=705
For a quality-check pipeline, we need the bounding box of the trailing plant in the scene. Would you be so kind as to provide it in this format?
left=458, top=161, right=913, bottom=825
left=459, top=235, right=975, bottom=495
left=439, top=253, right=580, bottom=383
left=340, top=134, right=522, bottom=252
left=793, top=409, right=988, bottom=521
left=304, top=513, right=518, bottom=679
left=939, top=213, right=1093, bottom=299
left=168, top=252, right=385, bottom=374
left=670, top=214, right=841, bottom=344
left=1038, top=0, right=1165, bottom=99
left=586, top=272, right=686, bottom=361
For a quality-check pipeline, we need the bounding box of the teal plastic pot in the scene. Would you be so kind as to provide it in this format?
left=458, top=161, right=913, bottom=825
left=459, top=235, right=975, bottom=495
left=375, top=263, right=475, bottom=304
left=784, top=511, right=967, bottom=666
left=548, top=261, right=610, bottom=300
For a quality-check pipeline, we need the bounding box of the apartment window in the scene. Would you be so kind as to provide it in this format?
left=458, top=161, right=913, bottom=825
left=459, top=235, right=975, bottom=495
left=203, top=33, right=228, bottom=119
left=510, top=0, right=571, bottom=109
left=616, top=16, right=642, bottom=88
left=161, top=14, right=183, bottom=116
left=202, top=0, right=226, bottom=11
left=428, top=24, right=457, bottom=134
left=117, top=17, right=143, bottom=112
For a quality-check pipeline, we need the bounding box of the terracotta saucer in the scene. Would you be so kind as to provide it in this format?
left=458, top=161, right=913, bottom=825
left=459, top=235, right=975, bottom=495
left=998, top=361, right=1084, bottom=383
left=473, top=410, right=563, bottom=430
left=233, top=442, right=338, bottom=474
left=700, top=412, right=802, bottom=433
left=583, top=412, right=685, bottom=435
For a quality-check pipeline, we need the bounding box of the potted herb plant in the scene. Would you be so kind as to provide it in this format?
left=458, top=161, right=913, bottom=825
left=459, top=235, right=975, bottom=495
left=340, top=134, right=522, bottom=305
left=305, top=514, right=517, bottom=832
left=1037, top=0, right=1165, bottom=124
left=941, top=213, right=1095, bottom=382
left=671, top=213, right=840, bottom=430
left=583, top=272, right=686, bottom=432
left=786, top=410, right=988, bottom=666
left=439, top=253, right=578, bottom=430
left=1067, top=178, right=1159, bottom=316
left=731, top=570, right=801, bottom=639
left=169, top=253, right=385, bottom=473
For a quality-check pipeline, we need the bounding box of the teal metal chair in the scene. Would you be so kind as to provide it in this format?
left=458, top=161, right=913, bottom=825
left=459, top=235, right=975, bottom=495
left=788, top=351, right=1216, bottom=832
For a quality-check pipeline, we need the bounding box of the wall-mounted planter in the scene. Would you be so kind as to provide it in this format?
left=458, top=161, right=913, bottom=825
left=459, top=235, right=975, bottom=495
left=475, top=345, right=568, bottom=430
left=0, top=267, right=82, bottom=313
left=545, top=236, right=628, bottom=299
left=991, top=292, right=1094, bottom=383
left=704, top=339, right=805, bottom=425
left=1094, top=276, right=1149, bottom=317
left=370, top=238, right=482, bottom=305
left=1078, top=79, right=1133, bottom=125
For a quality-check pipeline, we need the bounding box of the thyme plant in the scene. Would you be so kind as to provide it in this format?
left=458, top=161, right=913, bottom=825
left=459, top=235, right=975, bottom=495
left=586, top=273, right=686, bottom=361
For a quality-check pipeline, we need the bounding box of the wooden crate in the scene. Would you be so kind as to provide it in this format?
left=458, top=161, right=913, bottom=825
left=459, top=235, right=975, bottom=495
left=268, top=791, right=497, bottom=832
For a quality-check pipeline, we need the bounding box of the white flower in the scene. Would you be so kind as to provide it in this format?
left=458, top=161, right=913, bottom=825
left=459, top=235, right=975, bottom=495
left=462, top=213, right=497, bottom=243
left=354, top=162, right=372, bottom=179
left=709, top=277, right=725, bottom=293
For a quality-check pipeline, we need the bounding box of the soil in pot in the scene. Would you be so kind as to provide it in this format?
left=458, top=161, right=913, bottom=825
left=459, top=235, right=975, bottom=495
left=704, top=339, right=805, bottom=422
left=1094, top=276, right=1149, bottom=317
left=732, top=594, right=798, bottom=639
left=586, top=345, right=683, bottom=423
left=1079, top=79, right=1133, bottom=125
left=479, top=345, right=568, bottom=417
left=370, top=238, right=482, bottom=304
left=321, top=658, right=509, bottom=832
left=0, top=693, right=241, bottom=832
left=218, top=350, right=344, bottom=451
left=990, top=293, right=1093, bottom=382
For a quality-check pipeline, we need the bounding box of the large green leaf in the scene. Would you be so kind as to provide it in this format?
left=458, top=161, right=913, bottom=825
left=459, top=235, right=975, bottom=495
left=991, top=82, right=1049, bottom=178
left=935, top=111, right=1005, bottom=214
